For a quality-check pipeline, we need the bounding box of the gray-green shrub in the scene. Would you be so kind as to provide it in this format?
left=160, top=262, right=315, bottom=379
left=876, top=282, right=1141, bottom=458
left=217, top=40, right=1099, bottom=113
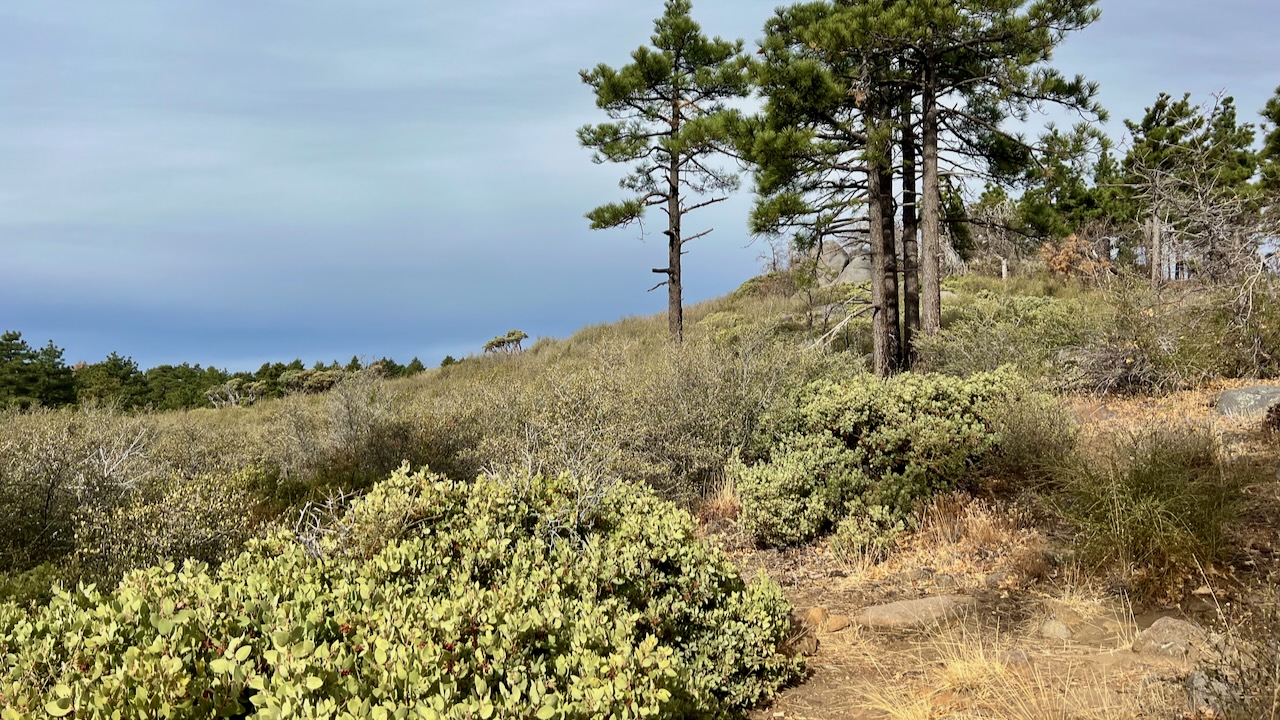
left=735, top=370, right=1018, bottom=548
left=0, top=466, right=802, bottom=719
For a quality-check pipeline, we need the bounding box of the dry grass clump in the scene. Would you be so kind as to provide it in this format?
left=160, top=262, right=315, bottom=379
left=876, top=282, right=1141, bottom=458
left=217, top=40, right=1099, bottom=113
left=837, top=493, right=1046, bottom=590
left=857, top=626, right=1182, bottom=720
left=1056, top=423, right=1243, bottom=599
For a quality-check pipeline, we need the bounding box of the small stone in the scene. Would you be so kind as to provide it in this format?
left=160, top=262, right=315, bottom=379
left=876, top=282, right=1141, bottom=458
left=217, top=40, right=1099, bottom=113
left=1039, top=619, right=1073, bottom=641
left=1186, top=670, right=1240, bottom=716
left=823, top=615, right=851, bottom=633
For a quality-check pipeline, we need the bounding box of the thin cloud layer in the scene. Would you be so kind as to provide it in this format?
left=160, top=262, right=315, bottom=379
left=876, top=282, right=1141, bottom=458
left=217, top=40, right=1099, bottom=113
left=0, top=0, right=1275, bottom=369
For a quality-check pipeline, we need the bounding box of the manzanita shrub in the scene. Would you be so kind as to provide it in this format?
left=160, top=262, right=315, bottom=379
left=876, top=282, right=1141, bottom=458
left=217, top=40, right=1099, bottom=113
left=0, top=467, right=802, bottom=719
left=734, top=370, right=1018, bottom=548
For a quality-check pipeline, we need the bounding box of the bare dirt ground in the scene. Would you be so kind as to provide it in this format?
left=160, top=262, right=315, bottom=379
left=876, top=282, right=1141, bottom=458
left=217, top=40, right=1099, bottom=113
left=707, top=383, right=1280, bottom=720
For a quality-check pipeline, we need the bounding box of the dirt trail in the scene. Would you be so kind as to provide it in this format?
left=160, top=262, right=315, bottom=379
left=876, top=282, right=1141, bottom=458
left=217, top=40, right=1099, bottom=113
left=724, top=385, right=1280, bottom=720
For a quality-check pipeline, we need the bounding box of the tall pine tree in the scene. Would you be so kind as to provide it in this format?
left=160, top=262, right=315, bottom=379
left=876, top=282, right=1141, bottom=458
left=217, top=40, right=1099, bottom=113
left=579, top=0, right=751, bottom=341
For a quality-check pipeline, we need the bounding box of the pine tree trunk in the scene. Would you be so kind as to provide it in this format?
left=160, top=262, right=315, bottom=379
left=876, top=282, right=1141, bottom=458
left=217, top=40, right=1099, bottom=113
left=869, top=100, right=900, bottom=377
left=879, top=164, right=901, bottom=373
left=668, top=163, right=683, bottom=342
left=920, top=70, right=942, bottom=335
left=667, top=96, right=684, bottom=342
left=900, top=98, right=920, bottom=366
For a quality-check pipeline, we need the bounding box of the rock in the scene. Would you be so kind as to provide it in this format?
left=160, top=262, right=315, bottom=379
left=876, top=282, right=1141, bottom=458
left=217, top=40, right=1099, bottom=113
left=833, top=256, right=872, bottom=285
left=1215, top=386, right=1280, bottom=417
left=854, top=596, right=977, bottom=630
left=803, top=607, right=829, bottom=630
left=1039, top=619, right=1074, bottom=641
left=784, top=613, right=821, bottom=657
left=985, top=571, right=1012, bottom=589
left=1186, top=670, right=1239, bottom=716
left=1131, top=617, right=1208, bottom=660
left=823, top=615, right=851, bottom=633
left=934, top=574, right=958, bottom=590
left=787, top=633, right=820, bottom=657
left=997, top=649, right=1031, bottom=668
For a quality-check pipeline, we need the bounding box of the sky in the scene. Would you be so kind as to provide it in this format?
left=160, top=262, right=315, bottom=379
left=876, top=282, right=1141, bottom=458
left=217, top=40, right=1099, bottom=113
left=1, top=1, right=1276, bottom=371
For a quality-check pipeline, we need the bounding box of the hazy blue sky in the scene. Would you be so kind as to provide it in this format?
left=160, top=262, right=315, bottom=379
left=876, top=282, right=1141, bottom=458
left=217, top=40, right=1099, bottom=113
left=2, top=1, right=1276, bottom=370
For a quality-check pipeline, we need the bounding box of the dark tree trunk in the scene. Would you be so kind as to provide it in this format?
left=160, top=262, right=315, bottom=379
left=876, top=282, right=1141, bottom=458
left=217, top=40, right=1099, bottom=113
left=869, top=98, right=900, bottom=377
left=900, top=97, right=921, bottom=366
left=920, top=68, right=942, bottom=335
left=667, top=97, right=684, bottom=342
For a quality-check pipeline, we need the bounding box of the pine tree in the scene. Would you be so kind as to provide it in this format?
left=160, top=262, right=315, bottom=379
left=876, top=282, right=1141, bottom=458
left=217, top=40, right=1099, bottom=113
left=747, top=0, right=1101, bottom=371
left=579, top=0, right=751, bottom=341
left=1261, top=86, right=1280, bottom=193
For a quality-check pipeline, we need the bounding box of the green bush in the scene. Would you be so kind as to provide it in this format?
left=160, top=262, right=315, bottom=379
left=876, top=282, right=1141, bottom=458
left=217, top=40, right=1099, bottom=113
left=915, top=291, right=1102, bottom=379
left=735, top=371, right=1016, bottom=548
left=729, top=434, right=867, bottom=547
left=0, top=466, right=802, bottom=719
left=830, top=504, right=906, bottom=564
left=0, top=563, right=61, bottom=607
left=1060, top=426, right=1242, bottom=594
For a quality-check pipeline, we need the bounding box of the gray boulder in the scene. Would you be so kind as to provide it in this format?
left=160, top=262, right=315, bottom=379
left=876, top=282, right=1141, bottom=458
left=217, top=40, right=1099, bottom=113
left=1215, top=386, right=1280, bottom=417
left=1131, top=617, right=1208, bottom=660
left=854, top=595, right=976, bottom=629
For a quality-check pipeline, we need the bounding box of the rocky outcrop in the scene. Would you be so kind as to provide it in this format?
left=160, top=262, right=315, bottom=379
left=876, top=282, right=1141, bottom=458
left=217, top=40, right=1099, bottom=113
left=812, top=239, right=872, bottom=287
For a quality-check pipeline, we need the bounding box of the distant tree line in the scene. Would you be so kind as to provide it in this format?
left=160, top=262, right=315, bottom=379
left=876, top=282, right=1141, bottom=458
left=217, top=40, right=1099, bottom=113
left=0, top=331, right=428, bottom=411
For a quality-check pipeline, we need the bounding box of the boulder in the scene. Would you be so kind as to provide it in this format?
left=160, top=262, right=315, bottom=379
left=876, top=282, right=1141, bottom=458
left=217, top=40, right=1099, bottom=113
left=1131, top=617, right=1207, bottom=660
left=1038, top=619, right=1074, bottom=641
left=1186, top=670, right=1240, bottom=716
left=1215, top=386, right=1280, bottom=417
left=854, top=596, right=976, bottom=629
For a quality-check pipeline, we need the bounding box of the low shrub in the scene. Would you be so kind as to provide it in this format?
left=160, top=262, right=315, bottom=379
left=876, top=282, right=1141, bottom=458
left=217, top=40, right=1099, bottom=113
left=736, top=370, right=1017, bottom=548
left=72, top=467, right=263, bottom=585
left=915, top=291, right=1102, bottom=379
left=0, top=406, right=160, bottom=573
left=976, top=390, right=1079, bottom=489
left=448, top=337, right=857, bottom=502
left=0, top=563, right=61, bottom=607
left=830, top=504, right=906, bottom=564
left=1059, top=425, right=1241, bottom=595
left=729, top=434, right=867, bottom=547
left=0, top=467, right=802, bottom=719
